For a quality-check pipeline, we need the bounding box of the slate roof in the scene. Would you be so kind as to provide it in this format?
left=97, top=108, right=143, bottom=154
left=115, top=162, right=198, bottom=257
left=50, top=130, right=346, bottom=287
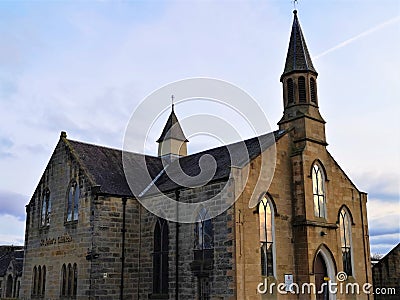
left=282, top=10, right=317, bottom=78
left=66, top=130, right=286, bottom=197
left=0, top=247, right=24, bottom=276
left=156, top=105, right=188, bottom=143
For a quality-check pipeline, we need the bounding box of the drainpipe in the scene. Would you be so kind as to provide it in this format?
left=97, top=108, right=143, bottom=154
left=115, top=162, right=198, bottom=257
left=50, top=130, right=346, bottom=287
left=137, top=203, right=142, bottom=299
left=359, top=192, right=370, bottom=300
left=120, top=197, right=127, bottom=300
left=175, top=189, right=180, bottom=300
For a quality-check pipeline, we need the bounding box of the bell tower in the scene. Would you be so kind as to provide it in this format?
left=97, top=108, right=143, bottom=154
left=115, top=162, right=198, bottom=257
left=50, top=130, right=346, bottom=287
left=157, top=102, right=188, bottom=160
left=278, top=10, right=327, bottom=147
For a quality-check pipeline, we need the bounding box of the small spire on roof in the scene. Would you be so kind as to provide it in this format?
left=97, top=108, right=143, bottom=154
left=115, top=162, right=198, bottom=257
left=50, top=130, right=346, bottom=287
left=171, top=94, right=175, bottom=111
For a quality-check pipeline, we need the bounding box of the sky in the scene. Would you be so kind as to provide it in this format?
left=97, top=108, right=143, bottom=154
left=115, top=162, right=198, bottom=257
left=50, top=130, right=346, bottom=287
left=0, top=0, right=399, bottom=256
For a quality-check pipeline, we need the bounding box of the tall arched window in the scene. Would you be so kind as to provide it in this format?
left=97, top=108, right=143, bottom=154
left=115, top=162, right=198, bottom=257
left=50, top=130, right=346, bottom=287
left=42, top=266, right=46, bottom=296
left=61, top=264, right=66, bottom=296
left=339, top=208, right=353, bottom=276
left=312, top=163, right=326, bottom=218
left=153, top=218, right=169, bottom=295
left=298, top=76, right=306, bottom=103
left=6, top=274, right=13, bottom=298
left=287, top=78, right=294, bottom=103
left=67, top=181, right=80, bottom=222
left=195, top=208, right=213, bottom=250
left=60, top=263, right=77, bottom=297
left=67, top=263, right=73, bottom=296
left=32, top=266, right=37, bottom=296
left=37, top=266, right=42, bottom=297
left=41, top=189, right=51, bottom=226
left=73, top=263, right=78, bottom=296
left=310, top=78, right=317, bottom=103
left=259, top=196, right=275, bottom=276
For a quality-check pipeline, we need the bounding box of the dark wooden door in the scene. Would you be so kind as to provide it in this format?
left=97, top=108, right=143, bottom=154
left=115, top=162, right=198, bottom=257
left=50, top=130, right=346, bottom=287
left=314, top=253, right=328, bottom=300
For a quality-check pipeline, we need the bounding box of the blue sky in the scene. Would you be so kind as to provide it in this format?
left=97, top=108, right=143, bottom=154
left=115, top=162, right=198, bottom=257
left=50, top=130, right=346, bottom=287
left=0, top=0, right=398, bottom=256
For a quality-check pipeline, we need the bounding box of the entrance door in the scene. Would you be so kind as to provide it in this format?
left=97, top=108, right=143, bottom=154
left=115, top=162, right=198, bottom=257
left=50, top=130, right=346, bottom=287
left=314, top=253, right=328, bottom=300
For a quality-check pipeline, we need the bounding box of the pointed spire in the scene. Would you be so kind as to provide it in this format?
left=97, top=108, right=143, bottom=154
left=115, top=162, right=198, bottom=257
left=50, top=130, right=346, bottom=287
left=281, top=10, right=317, bottom=79
left=157, top=99, right=188, bottom=158
left=157, top=101, right=188, bottom=143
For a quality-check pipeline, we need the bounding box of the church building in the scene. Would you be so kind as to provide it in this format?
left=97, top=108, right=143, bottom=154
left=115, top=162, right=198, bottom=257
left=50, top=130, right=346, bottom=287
left=20, top=11, right=372, bottom=299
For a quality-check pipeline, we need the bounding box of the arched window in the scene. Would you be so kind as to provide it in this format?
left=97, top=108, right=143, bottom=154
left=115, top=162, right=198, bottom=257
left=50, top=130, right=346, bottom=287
left=60, top=263, right=77, bottom=297
left=6, top=274, right=13, bottom=298
left=195, top=208, right=213, bottom=250
left=32, top=266, right=37, bottom=296
left=287, top=78, right=294, bottom=103
left=41, top=189, right=51, bottom=226
left=61, top=264, right=66, bottom=296
left=310, top=77, right=317, bottom=103
left=312, top=163, right=326, bottom=218
left=259, top=196, right=275, bottom=276
left=339, top=208, right=353, bottom=276
left=73, top=263, right=78, bottom=296
left=153, top=218, right=169, bottom=295
left=67, top=263, right=73, bottom=296
left=37, top=266, right=42, bottom=297
left=298, top=76, right=306, bottom=103
left=42, top=265, right=46, bottom=296
left=67, top=181, right=80, bottom=222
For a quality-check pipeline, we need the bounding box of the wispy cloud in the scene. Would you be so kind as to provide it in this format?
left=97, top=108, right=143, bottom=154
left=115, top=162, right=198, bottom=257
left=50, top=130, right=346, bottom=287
left=0, top=214, right=25, bottom=245
left=0, top=136, right=14, bottom=159
left=314, top=15, right=400, bottom=60
left=367, top=197, right=400, bottom=255
left=0, top=190, right=28, bottom=220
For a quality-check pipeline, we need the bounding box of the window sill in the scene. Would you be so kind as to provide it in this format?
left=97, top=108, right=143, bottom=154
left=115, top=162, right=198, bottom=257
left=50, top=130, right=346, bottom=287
left=64, top=220, right=78, bottom=227
left=148, top=293, right=168, bottom=299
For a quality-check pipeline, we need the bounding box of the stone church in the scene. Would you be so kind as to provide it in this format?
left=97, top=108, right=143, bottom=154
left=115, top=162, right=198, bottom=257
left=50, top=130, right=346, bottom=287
left=20, top=11, right=372, bottom=300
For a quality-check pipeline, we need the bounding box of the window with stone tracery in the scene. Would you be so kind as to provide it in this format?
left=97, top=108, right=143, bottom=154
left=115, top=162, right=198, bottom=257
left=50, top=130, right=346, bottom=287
left=312, top=163, right=326, bottom=218
left=66, top=181, right=79, bottom=222
left=339, top=208, right=353, bottom=276
left=259, top=196, right=275, bottom=276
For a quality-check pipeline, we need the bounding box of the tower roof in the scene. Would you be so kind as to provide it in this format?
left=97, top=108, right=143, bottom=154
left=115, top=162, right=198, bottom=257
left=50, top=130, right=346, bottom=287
left=157, top=105, right=188, bottom=143
left=282, top=10, right=317, bottom=78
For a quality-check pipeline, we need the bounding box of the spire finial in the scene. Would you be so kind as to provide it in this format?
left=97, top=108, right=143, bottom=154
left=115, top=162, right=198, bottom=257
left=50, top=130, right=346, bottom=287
left=171, top=94, right=175, bottom=111
left=292, top=0, right=298, bottom=11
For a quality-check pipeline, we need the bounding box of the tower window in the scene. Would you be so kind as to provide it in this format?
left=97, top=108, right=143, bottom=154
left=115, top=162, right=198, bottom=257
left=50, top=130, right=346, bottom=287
left=310, top=78, right=317, bottom=103
left=298, top=76, right=306, bottom=103
left=153, top=218, right=169, bottom=295
left=339, top=208, right=353, bottom=276
left=312, top=163, right=326, bottom=218
left=259, top=196, right=275, bottom=277
left=287, top=78, right=294, bottom=103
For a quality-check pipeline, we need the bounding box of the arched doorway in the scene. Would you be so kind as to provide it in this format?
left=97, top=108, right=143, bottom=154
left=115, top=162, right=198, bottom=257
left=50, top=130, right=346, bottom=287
left=314, top=246, right=337, bottom=300
left=6, top=274, right=13, bottom=298
left=314, top=253, right=328, bottom=300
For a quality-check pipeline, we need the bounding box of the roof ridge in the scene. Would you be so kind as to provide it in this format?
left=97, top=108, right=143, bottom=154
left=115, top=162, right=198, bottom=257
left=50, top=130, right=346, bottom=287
left=67, top=130, right=285, bottom=160
left=67, top=139, right=159, bottom=159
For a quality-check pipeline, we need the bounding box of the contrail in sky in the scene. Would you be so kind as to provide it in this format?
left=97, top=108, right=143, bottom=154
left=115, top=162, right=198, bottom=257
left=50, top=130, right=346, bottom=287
left=314, top=15, right=400, bottom=60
